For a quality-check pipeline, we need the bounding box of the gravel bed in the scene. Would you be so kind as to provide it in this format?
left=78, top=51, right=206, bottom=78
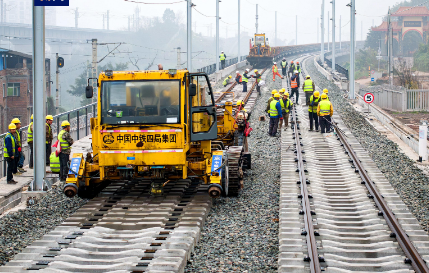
left=0, top=183, right=87, bottom=265
left=185, top=70, right=283, bottom=272
left=305, top=57, right=429, bottom=232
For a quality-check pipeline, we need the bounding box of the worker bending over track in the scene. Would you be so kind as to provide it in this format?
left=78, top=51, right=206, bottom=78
left=272, top=62, right=283, bottom=81
left=290, top=70, right=300, bottom=104
left=223, top=75, right=232, bottom=87
left=268, top=93, right=282, bottom=137
left=308, top=91, right=321, bottom=132
left=317, top=93, right=333, bottom=133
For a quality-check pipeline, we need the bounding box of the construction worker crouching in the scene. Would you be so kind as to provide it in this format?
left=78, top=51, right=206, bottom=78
left=242, top=69, right=250, bottom=93
left=323, top=89, right=329, bottom=101
left=280, top=91, right=293, bottom=131
left=272, top=62, right=283, bottom=82
left=290, top=70, right=300, bottom=104
left=50, top=152, right=60, bottom=174
left=220, top=51, right=226, bottom=69
left=46, top=115, right=54, bottom=166
left=317, top=93, right=334, bottom=134
left=236, top=100, right=248, bottom=119
left=303, top=75, right=315, bottom=106
left=281, top=58, right=288, bottom=77
left=235, top=71, right=242, bottom=85
left=223, top=75, right=232, bottom=87
left=58, top=121, right=74, bottom=182
left=28, top=114, right=34, bottom=169
left=268, top=93, right=282, bottom=137
left=11, top=118, right=26, bottom=173
left=4, top=124, right=19, bottom=184
left=308, top=91, right=321, bottom=132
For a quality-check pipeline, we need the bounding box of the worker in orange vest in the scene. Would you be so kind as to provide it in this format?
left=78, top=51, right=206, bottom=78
left=235, top=71, right=242, bottom=85
left=272, top=62, right=283, bottom=82
left=290, top=70, right=300, bottom=105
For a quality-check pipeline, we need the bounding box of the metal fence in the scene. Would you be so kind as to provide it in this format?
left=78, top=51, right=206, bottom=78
left=324, top=56, right=349, bottom=80
left=0, top=102, right=97, bottom=178
left=407, top=90, right=429, bottom=111
left=197, top=55, right=247, bottom=75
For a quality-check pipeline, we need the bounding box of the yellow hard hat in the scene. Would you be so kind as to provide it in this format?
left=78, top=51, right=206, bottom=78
left=279, top=89, right=285, bottom=93
left=285, top=92, right=290, bottom=96
left=228, top=75, right=232, bottom=79
left=61, top=121, right=71, bottom=127
left=321, top=93, right=328, bottom=99
left=323, top=89, right=328, bottom=94
left=254, top=69, right=258, bottom=73
left=314, top=91, right=320, bottom=97
left=8, top=123, right=16, bottom=130
left=271, top=90, right=278, bottom=95
left=236, top=100, right=244, bottom=106
left=11, top=118, right=21, bottom=124
left=306, top=75, right=311, bottom=79
left=46, top=115, right=53, bottom=120
left=274, top=93, right=281, bottom=98
left=31, top=114, right=33, bottom=120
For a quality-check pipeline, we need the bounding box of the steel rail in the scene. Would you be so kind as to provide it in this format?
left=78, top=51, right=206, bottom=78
left=333, top=120, right=429, bottom=273
left=215, top=82, right=238, bottom=103
left=291, top=105, right=321, bottom=273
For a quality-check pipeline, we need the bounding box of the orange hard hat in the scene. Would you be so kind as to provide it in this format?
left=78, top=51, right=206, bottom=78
left=290, top=61, right=294, bottom=63
left=297, top=61, right=300, bottom=64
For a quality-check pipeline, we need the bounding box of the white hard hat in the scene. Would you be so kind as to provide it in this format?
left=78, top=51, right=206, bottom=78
left=246, top=68, right=249, bottom=72
left=221, top=51, right=224, bottom=53
left=236, top=71, right=239, bottom=73
left=274, top=62, right=277, bottom=64
left=294, top=70, right=298, bottom=73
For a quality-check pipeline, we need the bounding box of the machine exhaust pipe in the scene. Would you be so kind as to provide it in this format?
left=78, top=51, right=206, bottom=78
left=64, top=183, right=78, bottom=198
left=208, top=184, right=223, bottom=198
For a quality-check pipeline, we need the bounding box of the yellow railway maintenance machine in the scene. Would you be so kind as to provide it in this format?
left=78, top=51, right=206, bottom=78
left=63, top=69, right=249, bottom=199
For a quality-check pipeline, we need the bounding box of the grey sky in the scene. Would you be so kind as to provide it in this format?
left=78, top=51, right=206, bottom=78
left=54, top=0, right=395, bottom=45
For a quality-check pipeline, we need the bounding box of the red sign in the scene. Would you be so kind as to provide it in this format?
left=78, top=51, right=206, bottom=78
left=364, top=93, right=374, bottom=104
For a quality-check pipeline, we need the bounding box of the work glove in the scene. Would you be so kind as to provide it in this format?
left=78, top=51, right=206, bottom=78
left=18, top=147, right=21, bottom=152
left=280, top=117, right=283, bottom=120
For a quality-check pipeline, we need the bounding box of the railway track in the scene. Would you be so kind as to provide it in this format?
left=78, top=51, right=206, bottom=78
left=1, top=179, right=211, bottom=272
left=279, top=56, right=429, bottom=272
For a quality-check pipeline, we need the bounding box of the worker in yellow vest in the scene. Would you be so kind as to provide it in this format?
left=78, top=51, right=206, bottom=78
left=280, top=91, right=293, bottom=130
left=251, top=69, right=262, bottom=94
left=266, top=90, right=278, bottom=113
left=242, top=69, right=250, bottom=92
left=268, top=93, right=283, bottom=137
left=4, top=124, right=18, bottom=184
left=281, top=58, right=288, bottom=77
left=219, top=51, right=226, bottom=69
left=223, top=75, right=232, bottom=87
left=28, top=114, right=33, bottom=169
left=50, top=152, right=60, bottom=174
left=302, top=75, right=315, bottom=105
left=272, top=62, right=283, bottom=82
left=317, top=93, right=334, bottom=133
left=11, top=118, right=26, bottom=173
left=58, top=121, right=74, bottom=181
left=46, top=115, right=54, bottom=166
left=308, top=91, right=321, bottom=131
left=323, top=89, right=329, bottom=101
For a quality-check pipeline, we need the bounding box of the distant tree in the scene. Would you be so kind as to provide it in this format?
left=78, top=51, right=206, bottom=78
left=414, top=44, right=429, bottom=71
left=162, top=9, right=176, bottom=24
left=365, top=29, right=382, bottom=50
left=67, top=62, right=128, bottom=105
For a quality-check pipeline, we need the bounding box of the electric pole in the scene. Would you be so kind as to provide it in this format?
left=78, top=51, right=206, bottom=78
left=177, top=47, right=181, bottom=69
left=216, top=0, right=219, bottom=72
left=187, top=0, right=192, bottom=72
left=317, top=17, right=319, bottom=43
left=256, top=4, right=258, bottom=33
left=321, top=0, right=325, bottom=62
left=349, top=0, right=356, bottom=99
left=275, top=11, right=277, bottom=47
left=128, top=16, right=130, bottom=31
left=1, top=0, right=3, bottom=23
left=55, top=53, right=59, bottom=114
left=107, top=10, right=110, bottom=30
left=91, top=39, right=98, bottom=103
left=339, top=15, right=341, bottom=49
left=103, top=14, right=105, bottom=30
left=296, top=15, right=298, bottom=45
left=238, top=0, right=240, bottom=60
left=388, top=7, right=393, bottom=86
left=332, top=0, right=336, bottom=72
left=75, top=7, right=78, bottom=28
left=328, top=11, right=330, bottom=51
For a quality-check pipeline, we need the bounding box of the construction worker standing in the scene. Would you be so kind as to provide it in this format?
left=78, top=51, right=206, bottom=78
left=46, top=115, right=54, bottom=166
left=223, top=75, right=232, bottom=87
left=252, top=69, right=262, bottom=94
left=317, top=93, right=334, bottom=133
left=280, top=92, right=293, bottom=130
left=281, top=58, right=288, bottom=77
left=28, top=115, right=33, bottom=169
left=220, top=51, right=226, bottom=69
left=266, top=90, right=278, bottom=113
left=289, top=61, right=296, bottom=78
left=323, top=89, right=329, bottom=101
left=235, top=71, right=242, bottom=85
left=268, top=93, right=282, bottom=137
left=58, top=121, right=74, bottom=181
left=308, top=91, right=321, bottom=131
left=290, top=70, right=300, bottom=104
left=272, top=62, right=283, bottom=81
left=242, top=69, right=250, bottom=93
left=11, top=118, right=26, bottom=173
left=296, top=61, right=302, bottom=74
left=4, top=124, right=18, bottom=184
left=302, top=75, right=315, bottom=105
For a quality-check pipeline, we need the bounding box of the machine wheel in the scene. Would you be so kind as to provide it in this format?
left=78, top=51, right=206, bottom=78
left=225, top=146, right=244, bottom=196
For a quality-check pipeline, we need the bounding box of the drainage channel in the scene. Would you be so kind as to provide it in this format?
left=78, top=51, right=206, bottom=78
left=1, top=179, right=211, bottom=273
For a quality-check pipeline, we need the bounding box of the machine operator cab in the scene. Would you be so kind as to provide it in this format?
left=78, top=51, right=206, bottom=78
left=64, top=69, right=218, bottom=198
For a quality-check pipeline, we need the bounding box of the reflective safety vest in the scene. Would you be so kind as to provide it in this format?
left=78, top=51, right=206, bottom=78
left=220, top=53, right=226, bottom=61
left=309, top=96, right=321, bottom=113
left=46, top=123, right=51, bottom=144
left=223, top=77, right=229, bottom=86
left=3, top=132, right=15, bottom=158
left=27, top=122, right=33, bottom=142
left=318, top=100, right=332, bottom=116
left=50, top=152, right=60, bottom=173
left=14, top=131, right=21, bottom=147
left=272, top=65, right=278, bottom=73
left=280, top=98, right=292, bottom=113
left=242, top=73, right=249, bottom=83
left=236, top=74, right=242, bottom=83
left=281, top=61, right=287, bottom=68
left=255, top=73, right=261, bottom=82
left=58, top=129, right=71, bottom=152
left=303, top=79, right=314, bottom=92
left=297, top=65, right=301, bottom=72
left=269, top=100, right=279, bottom=117
left=291, top=77, right=298, bottom=88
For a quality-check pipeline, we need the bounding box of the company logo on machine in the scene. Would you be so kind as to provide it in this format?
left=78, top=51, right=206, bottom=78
left=103, top=135, right=115, bottom=144
left=34, top=0, right=70, bottom=6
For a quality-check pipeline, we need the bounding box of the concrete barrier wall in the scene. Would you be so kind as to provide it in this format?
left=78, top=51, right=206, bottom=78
left=213, top=61, right=247, bottom=82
